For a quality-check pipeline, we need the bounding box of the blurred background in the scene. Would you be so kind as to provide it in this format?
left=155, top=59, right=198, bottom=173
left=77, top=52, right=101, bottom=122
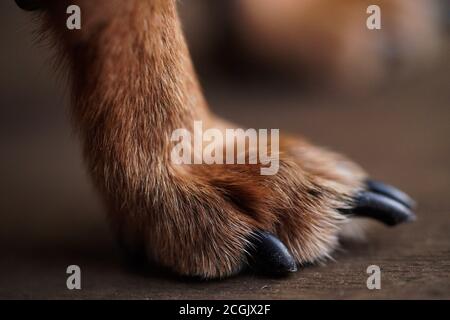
left=0, top=0, right=449, bottom=299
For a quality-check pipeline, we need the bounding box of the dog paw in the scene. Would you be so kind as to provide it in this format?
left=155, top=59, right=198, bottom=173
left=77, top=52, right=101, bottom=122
left=114, top=136, right=415, bottom=279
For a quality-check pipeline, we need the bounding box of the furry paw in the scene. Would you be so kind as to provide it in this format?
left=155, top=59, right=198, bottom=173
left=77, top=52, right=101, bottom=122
left=116, top=136, right=416, bottom=279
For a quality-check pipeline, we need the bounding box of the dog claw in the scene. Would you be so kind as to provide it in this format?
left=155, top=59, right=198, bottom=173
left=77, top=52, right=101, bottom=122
left=248, top=231, right=297, bottom=275
left=367, top=179, right=416, bottom=209
left=344, top=191, right=416, bottom=226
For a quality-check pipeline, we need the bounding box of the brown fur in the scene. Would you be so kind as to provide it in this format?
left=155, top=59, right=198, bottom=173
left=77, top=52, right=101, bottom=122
left=34, top=0, right=367, bottom=278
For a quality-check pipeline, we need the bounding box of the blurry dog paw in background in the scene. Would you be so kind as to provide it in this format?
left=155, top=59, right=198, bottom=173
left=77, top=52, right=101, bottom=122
left=180, top=0, right=444, bottom=91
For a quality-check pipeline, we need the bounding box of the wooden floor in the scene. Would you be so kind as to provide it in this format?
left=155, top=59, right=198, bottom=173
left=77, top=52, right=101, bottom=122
left=0, top=2, right=449, bottom=299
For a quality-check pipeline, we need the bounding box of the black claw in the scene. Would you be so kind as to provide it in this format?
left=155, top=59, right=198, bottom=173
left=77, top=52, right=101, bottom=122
left=344, top=191, right=416, bottom=226
left=367, top=179, right=416, bottom=209
left=248, top=231, right=297, bottom=275
left=15, top=0, right=42, bottom=11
